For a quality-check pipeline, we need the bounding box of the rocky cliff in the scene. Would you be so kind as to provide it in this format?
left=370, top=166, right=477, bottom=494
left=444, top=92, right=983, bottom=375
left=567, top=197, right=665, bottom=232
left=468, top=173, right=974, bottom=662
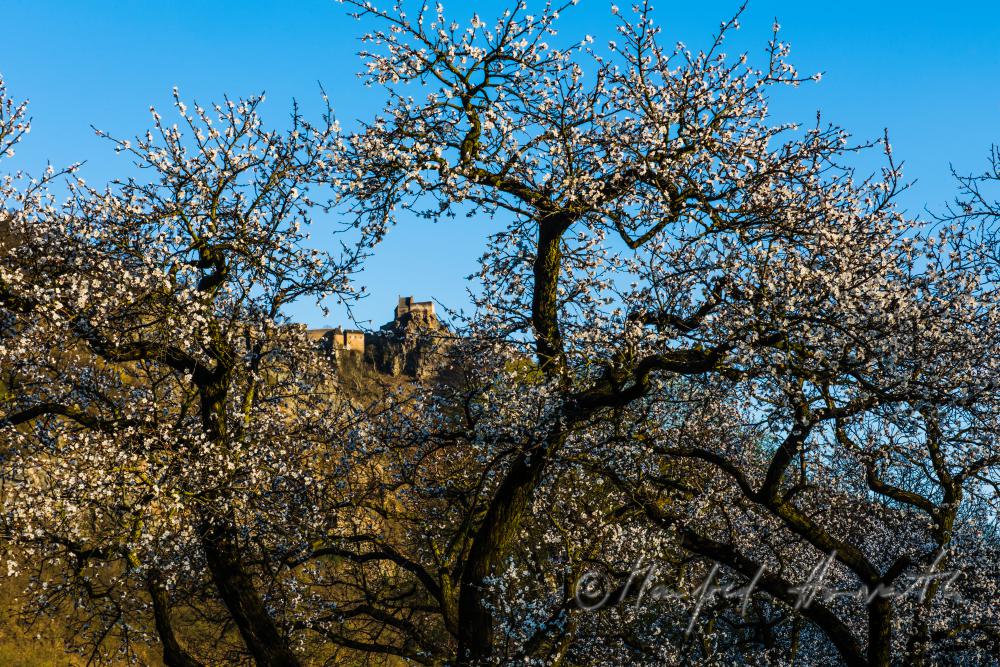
left=364, top=300, right=450, bottom=380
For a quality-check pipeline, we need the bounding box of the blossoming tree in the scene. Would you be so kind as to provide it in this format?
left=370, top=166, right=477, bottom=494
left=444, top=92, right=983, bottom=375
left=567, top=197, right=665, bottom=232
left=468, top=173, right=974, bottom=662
left=327, top=1, right=1000, bottom=665
left=0, top=79, right=372, bottom=665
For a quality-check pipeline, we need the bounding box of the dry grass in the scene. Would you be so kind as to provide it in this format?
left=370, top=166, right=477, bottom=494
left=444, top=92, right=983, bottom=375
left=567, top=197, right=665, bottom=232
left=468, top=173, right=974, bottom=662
left=0, top=576, right=167, bottom=666
left=0, top=577, right=88, bottom=666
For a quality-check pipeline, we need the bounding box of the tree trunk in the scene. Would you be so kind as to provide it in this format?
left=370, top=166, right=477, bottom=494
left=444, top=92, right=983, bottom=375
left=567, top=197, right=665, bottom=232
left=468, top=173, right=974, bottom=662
left=147, top=569, right=205, bottom=667
left=200, top=519, right=302, bottom=667
left=867, top=596, right=893, bottom=667
left=457, top=214, right=573, bottom=664
left=455, top=447, right=551, bottom=665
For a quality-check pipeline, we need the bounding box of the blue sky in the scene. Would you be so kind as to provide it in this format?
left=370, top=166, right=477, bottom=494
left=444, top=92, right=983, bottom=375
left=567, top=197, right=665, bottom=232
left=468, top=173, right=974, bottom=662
left=3, top=1, right=998, bottom=328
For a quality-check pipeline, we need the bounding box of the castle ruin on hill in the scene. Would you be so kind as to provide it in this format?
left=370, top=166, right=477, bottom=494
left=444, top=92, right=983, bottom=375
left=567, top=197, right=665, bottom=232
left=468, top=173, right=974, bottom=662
left=391, top=296, right=436, bottom=326
left=308, top=327, right=366, bottom=354
left=308, top=296, right=446, bottom=379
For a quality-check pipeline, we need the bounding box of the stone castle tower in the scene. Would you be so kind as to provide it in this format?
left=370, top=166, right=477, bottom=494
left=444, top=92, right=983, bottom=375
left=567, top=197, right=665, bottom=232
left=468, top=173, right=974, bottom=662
left=307, top=297, right=445, bottom=378
left=392, top=296, right=436, bottom=326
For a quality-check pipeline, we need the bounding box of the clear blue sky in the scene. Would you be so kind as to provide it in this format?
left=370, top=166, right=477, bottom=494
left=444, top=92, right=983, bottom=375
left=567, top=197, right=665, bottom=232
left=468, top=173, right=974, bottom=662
left=3, top=1, right=998, bottom=328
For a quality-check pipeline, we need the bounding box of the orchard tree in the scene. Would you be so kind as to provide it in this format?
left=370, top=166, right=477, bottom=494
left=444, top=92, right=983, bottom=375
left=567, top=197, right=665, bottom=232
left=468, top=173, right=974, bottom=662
left=331, top=1, right=1000, bottom=665
left=0, top=81, right=371, bottom=665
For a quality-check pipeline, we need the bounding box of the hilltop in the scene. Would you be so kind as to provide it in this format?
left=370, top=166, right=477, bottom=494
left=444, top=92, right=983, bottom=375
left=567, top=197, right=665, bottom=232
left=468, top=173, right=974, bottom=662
left=307, top=296, right=451, bottom=381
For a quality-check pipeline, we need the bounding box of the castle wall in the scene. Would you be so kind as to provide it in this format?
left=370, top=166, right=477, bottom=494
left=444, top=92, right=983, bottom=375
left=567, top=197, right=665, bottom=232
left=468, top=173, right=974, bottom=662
left=396, top=296, right=435, bottom=321
left=344, top=330, right=365, bottom=352
left=307, top=297, right=441, bottom=373
left=305, top=328, right=365, bottom=355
